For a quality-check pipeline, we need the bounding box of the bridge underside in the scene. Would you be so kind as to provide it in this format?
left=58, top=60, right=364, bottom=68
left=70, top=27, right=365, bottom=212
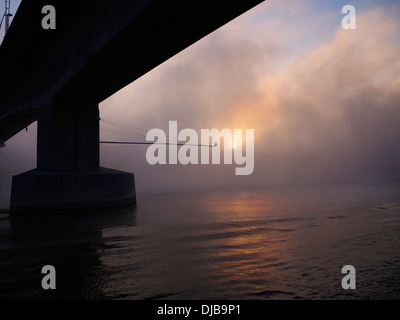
left=0, top=0, right=263, bottom=146
left=0, top=0, right=264, bottom=214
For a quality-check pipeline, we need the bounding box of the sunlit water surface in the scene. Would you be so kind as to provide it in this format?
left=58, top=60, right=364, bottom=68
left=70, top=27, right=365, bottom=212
left=0, top=182, right=399, bottom=299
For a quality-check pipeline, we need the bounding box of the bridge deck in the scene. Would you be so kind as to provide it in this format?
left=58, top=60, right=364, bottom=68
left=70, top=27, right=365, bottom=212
left=0, top=0, right=264, bottom=145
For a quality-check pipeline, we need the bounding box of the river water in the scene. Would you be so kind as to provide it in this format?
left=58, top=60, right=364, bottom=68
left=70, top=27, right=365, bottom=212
left=0, top=182, right=399, bottom=300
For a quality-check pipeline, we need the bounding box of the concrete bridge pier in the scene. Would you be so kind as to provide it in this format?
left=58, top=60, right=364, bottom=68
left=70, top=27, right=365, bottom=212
left=10, top=100, right=136, bottom=214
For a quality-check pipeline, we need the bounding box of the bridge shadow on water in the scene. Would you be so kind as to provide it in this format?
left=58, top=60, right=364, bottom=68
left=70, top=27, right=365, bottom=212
left=0, top=205, right=137, bottom=300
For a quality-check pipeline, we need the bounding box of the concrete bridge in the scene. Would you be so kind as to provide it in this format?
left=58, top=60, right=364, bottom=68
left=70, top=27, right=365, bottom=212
left=0, top=0, right=263, bottom=214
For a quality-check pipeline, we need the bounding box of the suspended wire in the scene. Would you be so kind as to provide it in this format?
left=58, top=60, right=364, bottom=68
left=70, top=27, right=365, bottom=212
left=100, top=118, right=148, bottom=141
left=101, top=122, right=147, bottom=139
left=101, top=118, right=148, bottom=138
left=101, top=118, right=149, bottom=134
left=100, top=117, right=173, bottom=143
left=99, top=117, right=216, bottom=147
left=99, top=141, right=217, bottom=147
left=101, top=127, right=148, bottom=140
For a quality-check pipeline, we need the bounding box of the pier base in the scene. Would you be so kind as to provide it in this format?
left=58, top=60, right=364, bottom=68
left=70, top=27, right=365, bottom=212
left=10, top=167, right=136, bottom=214
left=9, top=100, right=136, bottom=215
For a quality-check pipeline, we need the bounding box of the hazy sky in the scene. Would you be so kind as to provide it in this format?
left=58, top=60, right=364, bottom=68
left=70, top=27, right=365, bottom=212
left=1, top=0, right=400, bottom=206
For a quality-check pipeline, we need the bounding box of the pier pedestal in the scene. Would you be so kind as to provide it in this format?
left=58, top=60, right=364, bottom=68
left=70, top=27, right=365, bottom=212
left=10, top=100, right=136, bottom=214
left=10, top=168, right=136, bottom=214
